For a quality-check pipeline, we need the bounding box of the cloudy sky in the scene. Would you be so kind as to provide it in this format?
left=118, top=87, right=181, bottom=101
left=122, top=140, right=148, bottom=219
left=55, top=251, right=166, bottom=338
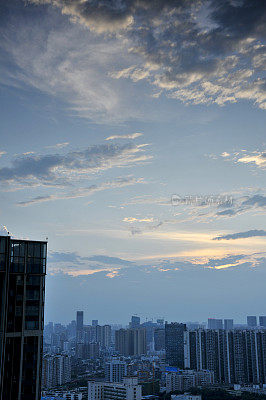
left=0, top=0, right=265, bottom=325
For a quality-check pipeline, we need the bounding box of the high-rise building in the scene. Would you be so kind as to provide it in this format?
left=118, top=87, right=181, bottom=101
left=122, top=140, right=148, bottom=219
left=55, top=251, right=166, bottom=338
left=130, top=315, right=140, bottom=329
left=259, top=316, right=266, bottom=327
left=115, top=328, right=146, bottom=356
left=154, top=328, right=165, bottom=351
left=42, top=354, right=71, bottom=389
left=88, top=377, right=142, bottom=400
left=247, top=316, right=257, bottom=327
left=96, top=325, right=112, bottom=349
left=207, top=318, right=223, bottom=329
left=92, top=319, right=98, bottom=326
left=224, top=319, right=234, bottom=330
left=105, top=360, right=127, bottom=382
left=76, top=311, right=84, bottom=342
left=67, top=320, right=76, bottom=339
left=0, top=235, right=47, bottom=400
left=165, top=323, right=186, bottom=368
left=187, top=328, right=266, bottom=385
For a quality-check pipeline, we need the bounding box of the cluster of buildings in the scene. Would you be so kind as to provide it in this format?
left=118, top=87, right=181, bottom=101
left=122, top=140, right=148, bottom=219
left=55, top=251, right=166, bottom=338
left=165, top=368, right=214, bottom=393
left=166, top=322, right=266, bottom=385
left=42, top=354, right=71, bottom=388
left=1, top=235, right=266, bottom=400
left=42, top=314, right=266, bottom=399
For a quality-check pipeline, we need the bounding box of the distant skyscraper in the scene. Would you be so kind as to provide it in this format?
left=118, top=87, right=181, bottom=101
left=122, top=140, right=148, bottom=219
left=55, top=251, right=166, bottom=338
left=96, top=324, right=111, bottom=349
left=0, top=235, right=47, bottom=400
left=92, top=319, right=98, bottom=326
left=130, top=315, right=140, bottom=329
left=115, top=328, right=146, bottom=356
left=76, top=311, right=84, bottom=341
left=259, top=316, right=266, bottom=327
left=165, top=322, right=186, bottom=368
left=208, top=318, right=223, bottom=329
left=76, top=311, right=84, bottom=331
left=154, top=328, right=165, bottom=351
left=224, top=319, right=234, bottom=330
left=247, top=316, right=257, bottom=327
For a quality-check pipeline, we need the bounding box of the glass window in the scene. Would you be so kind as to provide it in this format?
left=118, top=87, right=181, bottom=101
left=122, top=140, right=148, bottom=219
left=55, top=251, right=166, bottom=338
left=41, top=243, right=47, bottom=259
left=27, top=243, right=41, bottom=258
left=26, top=258, right=42, bottom=274
left=26, top=289, right=40, bottom=301
left=25, top=320, right=39, bottom=330
left=25, top=305, right=39, bottom=317
left=10, top=256, right=25, bottom=273
left=0, top=237, right=6, bottom=253
left=11, top=242, right=25, bottom=257
left=27, top=275, right=40, bottom=286
left=0, top=254, right=6, bottom=271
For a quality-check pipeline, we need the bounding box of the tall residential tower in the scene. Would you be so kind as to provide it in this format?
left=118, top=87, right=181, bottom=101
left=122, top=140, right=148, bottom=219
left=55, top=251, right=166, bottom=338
left=0, top=235, right=47, bottom=400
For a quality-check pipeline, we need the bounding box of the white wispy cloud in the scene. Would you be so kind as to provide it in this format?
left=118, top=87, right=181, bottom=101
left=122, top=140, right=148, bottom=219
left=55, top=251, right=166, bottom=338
left=45, top=142, right=69, bottom=149
left=105, top=133, right=143, bottom=141
left=219, top=150, right=266, bottom=169
left=123, top=217, right=154, bottom=223
left=237, top=151, right=266, bottom=168
left=17, top=176, right=144, bottom=206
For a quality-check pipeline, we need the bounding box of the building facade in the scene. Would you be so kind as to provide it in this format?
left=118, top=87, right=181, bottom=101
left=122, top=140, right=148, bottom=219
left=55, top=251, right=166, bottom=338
left=186, top=328, right=266, bottom=385
left=88, top=377, right=142, bottom=400
left=166, top=368, right=214, bottom=393
left=42, top=354, right=71, bottom=389
left=247, top=316, right=257, bottom=327
left=224, top=319, right=234, bottom=330
left=105, top=360, right=128, bottom=382
left=115, top=328, right=146, bottom=356
left=0, top=235, right=47, bottom=400
left=154, top=328, right=165, bottom=351
left=165, top=323, right=186, bottom=368
left=207, top=319, right=223, bottom=330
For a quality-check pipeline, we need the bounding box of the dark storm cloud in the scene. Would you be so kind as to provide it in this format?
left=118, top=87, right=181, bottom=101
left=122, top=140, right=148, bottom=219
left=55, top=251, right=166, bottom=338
left=213, top=229, right=266, bottom=241
left=0, top=143, right=150, bottom=186
left=28, top=0, right=266, bottom=108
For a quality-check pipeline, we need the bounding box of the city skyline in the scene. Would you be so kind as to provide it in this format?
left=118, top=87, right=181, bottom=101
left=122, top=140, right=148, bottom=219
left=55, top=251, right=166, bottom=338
left=0, top=0, right=265, bottom=323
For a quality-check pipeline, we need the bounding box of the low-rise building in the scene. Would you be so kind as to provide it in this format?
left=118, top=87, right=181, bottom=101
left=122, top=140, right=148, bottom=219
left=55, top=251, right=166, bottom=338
left=166, top=369, right=214, bottom=393
left=171, top=395, right=202, bottom=400
left=105, top=359, right=128, bottom=382
left=88, top=377, right=142, bottom=400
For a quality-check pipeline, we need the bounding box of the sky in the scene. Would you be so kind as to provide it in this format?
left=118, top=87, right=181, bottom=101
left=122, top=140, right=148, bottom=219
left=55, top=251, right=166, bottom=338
left=0, top=0, right=265, bottom=325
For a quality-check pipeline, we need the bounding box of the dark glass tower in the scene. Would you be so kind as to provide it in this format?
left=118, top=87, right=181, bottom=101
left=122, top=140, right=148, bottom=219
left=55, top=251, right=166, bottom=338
left=0, top=235, right=47, bottom=400
left=165, top=322, right=186, bottom=368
